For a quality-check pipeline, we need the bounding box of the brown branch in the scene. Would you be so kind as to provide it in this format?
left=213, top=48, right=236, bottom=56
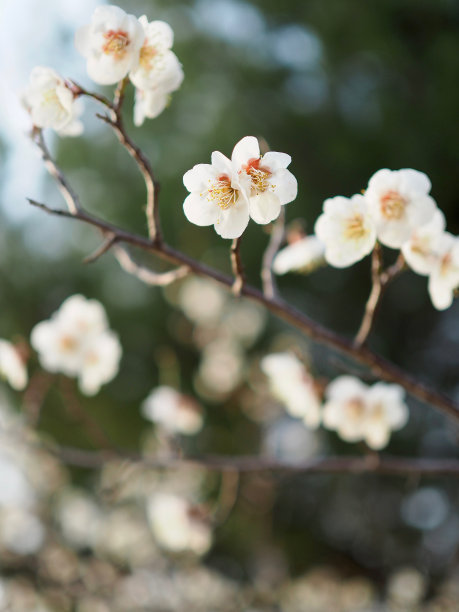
left=231, top=237, right=245, bottom=296
left=50, top=444, right=459, bottom=477
left=26, top=198, right=459, bottom=424
left=33, top=131, right=82, bottom=214
left=261, top=208, right=286, bottom=299
left=113, top=244, right=189, bottom=286
left=355, top=246, right=406, bottom=347
left=83, top=234, right=117, bottom=264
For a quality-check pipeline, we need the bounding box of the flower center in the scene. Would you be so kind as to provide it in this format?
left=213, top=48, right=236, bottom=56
left=103, top=30, right=130, bottom=59
left=208, top=175, right=238, bottom=210
left=380, top=190, right=407, bottom=220
left=344, top=214, right=366, bottom=241
left=245, top=158, right=271, bottom=195
left=440, top=252, right=452, bottom=277
left=346, top=398, right=365, bottom=420
left=139, top=43, right=157, bottom=70
left=59, top=335, right=77, bottom=352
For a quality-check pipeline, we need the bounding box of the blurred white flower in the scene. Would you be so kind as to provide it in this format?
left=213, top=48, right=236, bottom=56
left=129, top=17, right=183, bottom=91
left=0, top=452, right=35, bottom=509
left=183, top=149, right=249, bottom=239
left=221, top=301, right=267, bottom=347
left=314, top=194, right=376, bottom=268
left=272, top=234, right=326, bottom=275
left=141, top=386, right=203, bottom=436
left=22, top=67, right=83, bottom=136
left=322, top=376, right=408, bottom=449
left=30, top=294, right=122, bottom=395
left=427, top=232, right=459, bottom=310
left=179, top=277, right=227, bottom=326
left=0, top=340, right=27, bottom=391
left=365, top=168, right=437, bottom=248
left=260, top=352, right=321, bottom=429
left=232, top=136, right=297, bottom=225
left=147, top=493, right=212, bottom=555
left=133, top=87, right=170, bottom=125
left=401, top=208, right=446, bottom=276
left=56, top=489, right=103, bottom=550
left=0, top=508, right=45, bottom=555
left=75, top=5, right=144, bottom=85
left=198, top=338, right=244, bottom=394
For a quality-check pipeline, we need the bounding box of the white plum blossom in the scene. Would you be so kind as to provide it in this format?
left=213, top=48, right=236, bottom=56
left=427, top=232, right=459, bottom=310
left=314, top=194, right=377, bottom=268
left=30, top=295, right=122, bottom=395
left=129, top=17, right=183, bottom=91
left=273, top=234, right=326, bottom=275
left=0, top=340, right=27, bottom=391
left=365, top=168, right=437, bottom=248
left=322, top=376, right=408, bottom=450
left=147, top=493, right=212, bottom=555
left=260, top=352, right=322, bottom=429
left=133, top=78, right=182, bottom=126
left=232, top=136, right=298, bottom=225
left=141, top=386, right=203, bottom=436
left=22, top=67, right=83, bottom=136
left=75, top=5, right=144, bottom=85
left=183, top=137, right=297, bottom=239
left=183, top=150, right=249, bottom=239
left=401, top=208, right=446, bottom=276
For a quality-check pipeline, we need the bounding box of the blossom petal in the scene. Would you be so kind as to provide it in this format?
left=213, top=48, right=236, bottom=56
left=249, top=192, right=281, bottom=225
left=183, top=193, right=219, bottom=227
left=214, top=202, right=250, bottom=239
left=231, top=136, right=260, bottom=168
left=272, top=168, right=298, bottom=205
left=262, top=151, right=291, bottom=170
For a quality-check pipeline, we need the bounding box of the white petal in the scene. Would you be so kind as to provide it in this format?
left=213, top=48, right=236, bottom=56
left=364, top=422, right=391, bottom=450
left=231, top=136, right=260, bottom=168
left=214, top=202, right=250, bottom=239
left=210, top=151, right=233, bottom=176
left=183, top=164, right=215, bottom=193
left=428, top=274, right=455, bottom=310
left=249, top=191, right=281, bottom=225
left=183, top=193, right=219, bottom=227
left=271, top=168, right=298, bottom=205
left=262, top=151, right=291, bottom=170
left=399, top=168, right=431, bottom=194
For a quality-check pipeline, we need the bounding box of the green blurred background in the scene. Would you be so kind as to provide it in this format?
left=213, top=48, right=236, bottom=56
left=1, top=0, right=459, bottom=593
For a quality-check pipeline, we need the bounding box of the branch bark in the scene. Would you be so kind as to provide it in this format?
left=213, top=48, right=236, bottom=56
left=231, top=237, right=245, bottom=296
left=261, top=208, right=285, bottom=299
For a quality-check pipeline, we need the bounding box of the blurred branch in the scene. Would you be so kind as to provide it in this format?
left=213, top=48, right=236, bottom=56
left=83, top=234, right=117, bottom=264
left=113, top=244, right=189, bottom=286
left=27, top=197, right=459, bottom=424
left=262, top=208, right=285, bottom=299
left=50, top=444, right=459, bottom=476
left=355, top=246, right=406, bottom=346
left=230, top=237, right=245, bottom=296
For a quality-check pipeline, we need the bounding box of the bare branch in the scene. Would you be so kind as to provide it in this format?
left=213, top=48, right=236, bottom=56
left=113, top=244, right=189, bottom=286
left=83, top=234, right=117, bottom=264
left=50, top=444, right=459, bottom=477
left=26, top=197, right=459, bottom=423
left=355, top=246, right=406, bottom=347
left=33, top=131, right=82, bottom=214
left=231, top=237, right=245, bottom=296
left=262, top=208, right=285, bottom=299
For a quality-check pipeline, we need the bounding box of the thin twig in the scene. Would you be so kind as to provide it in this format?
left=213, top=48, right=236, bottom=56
left=261, top=208, right=286, bottom=298
left=83, top=234, right=117, bottom=264
left=49, top=444, right=459, bottom=477
left=231, top=237, right=245, bottom=296
left=34, top=131, right=82, bottom=214
left=26, top=198, right=459, bottom=423
left=355, top=247, right=406, bottom=347
left=113, top=244, right=189, bottom=286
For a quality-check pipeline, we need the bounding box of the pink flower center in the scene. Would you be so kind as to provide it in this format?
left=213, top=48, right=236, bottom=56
left=208, top=174, right=238, bottom=210
left=103, top=30, right=130, bottom=59
left=244, top=158, right=271, bottom=195
left=380, top=190, right=407, bottom=220
left=344, top=214, right=366, bottom=241
left=346, top=398, right=365, bottom=420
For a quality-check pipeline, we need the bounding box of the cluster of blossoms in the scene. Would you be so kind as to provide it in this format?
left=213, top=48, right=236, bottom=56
left=23, top=5, right=183, bottom=134
left=183, top=136, right=298, bottom=239
left=261, top=352, right=408, bottom=449
left=141, top=386, right=204, bottom=436
left=274, top=168, right=458, bottom=311
left=31, top=295, right=122, bottom=395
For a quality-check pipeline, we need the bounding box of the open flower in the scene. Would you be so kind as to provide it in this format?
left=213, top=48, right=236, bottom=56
left=129, top=17, right=183, bottom=91
left=22, top=67, right=83, bottom=136
left=75, top=5, right=144, bottom=85
left=147, top=493, right=212, bottom=555
left=401, top=208, right=446, bottom=276
left=427, top=232, right=459, bottom=310
left=30, top=295, right=121, bottom=395
left=273, top=234, right=326, bottom=275
left=322, top=376, right=408, bottom=449
left=261, top=352, right=322, bottom=429
left=232, top=136, right=297, bottom=225
left=314, top=194, right=376, bottom=268
left=0, top=340, right=27, bottom=391
left=365, top=169, right=437, bottom=248
left=141, top=386, right=203, bottom=435
left=183, top=150, right=249, bottom=239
